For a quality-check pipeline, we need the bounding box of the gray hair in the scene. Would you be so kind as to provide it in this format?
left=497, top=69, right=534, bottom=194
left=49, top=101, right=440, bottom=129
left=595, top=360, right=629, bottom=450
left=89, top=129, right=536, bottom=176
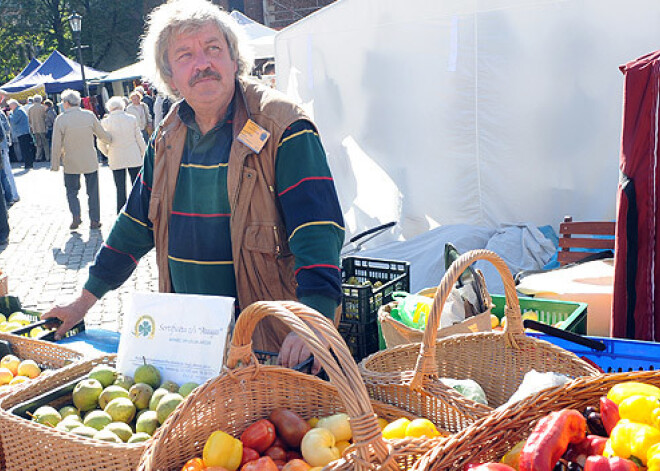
left=60, top=89, right=81, bottom=107
left=6, top=99, right=19, bottom=108
left=140, top=0, right=253, bottom=96
left=106, top=96, right=125, bottom=112
left=32, top=95, right=42, bottom=104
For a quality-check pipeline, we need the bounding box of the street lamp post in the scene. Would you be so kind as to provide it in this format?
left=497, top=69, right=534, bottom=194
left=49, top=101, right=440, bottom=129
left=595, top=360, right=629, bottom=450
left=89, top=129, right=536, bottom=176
left=68, top=12, right=88, bottom=97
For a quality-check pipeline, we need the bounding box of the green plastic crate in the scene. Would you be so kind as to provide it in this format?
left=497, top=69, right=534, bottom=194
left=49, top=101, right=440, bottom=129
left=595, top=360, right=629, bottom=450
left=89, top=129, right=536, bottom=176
left=490, top=294, right=587, bottom=335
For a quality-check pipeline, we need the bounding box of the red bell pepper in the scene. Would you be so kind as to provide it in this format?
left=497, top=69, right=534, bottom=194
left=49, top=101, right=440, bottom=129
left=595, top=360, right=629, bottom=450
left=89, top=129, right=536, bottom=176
left=600, top=396, right=621, bottom=435
left=584, top=455, right=639, bottom=471
left=519, top=409, right=587, bottom=471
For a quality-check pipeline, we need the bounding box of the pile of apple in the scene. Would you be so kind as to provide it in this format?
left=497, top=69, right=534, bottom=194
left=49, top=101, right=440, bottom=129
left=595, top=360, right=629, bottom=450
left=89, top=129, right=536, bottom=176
left=0, top=311, right=35, bottom=333
left=0, top=354, right=44, bottom=390
left=29, top=362, right=199, bottom=444
left=182, top=409, right=442, bottom=471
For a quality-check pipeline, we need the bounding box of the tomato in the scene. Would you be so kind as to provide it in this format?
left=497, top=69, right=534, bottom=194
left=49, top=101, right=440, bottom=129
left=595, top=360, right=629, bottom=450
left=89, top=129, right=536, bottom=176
left=265, top=446, right=287, bottom=462
left=241, top=419, right=277, bottom=453
left=281, top=459, right=312, bottom=471
left=241, top=447, right=260, bottom=465
left=181, top=458, right=206, bottom=471
left=269, top=409, right=311, bottom=449
left=241, top=456, right=280, bottom=471
left=285, top=451, right=302, bottom=462
left=271, top=437, right=288, bottom=450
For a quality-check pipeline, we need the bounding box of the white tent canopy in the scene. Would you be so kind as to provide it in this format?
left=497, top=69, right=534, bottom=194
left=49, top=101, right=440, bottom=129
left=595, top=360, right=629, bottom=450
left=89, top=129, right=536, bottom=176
left=275, top=0, right=660, bottom=242
left=230, top=10, right=276, bottom=59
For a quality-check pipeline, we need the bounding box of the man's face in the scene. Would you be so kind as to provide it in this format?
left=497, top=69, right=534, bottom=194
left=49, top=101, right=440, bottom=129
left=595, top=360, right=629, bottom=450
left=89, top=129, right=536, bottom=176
left=131, top=95, right=140, bottom=105
left=8, top=103, right=16, bottom=111
left=166, top=23, right=238, bottom=111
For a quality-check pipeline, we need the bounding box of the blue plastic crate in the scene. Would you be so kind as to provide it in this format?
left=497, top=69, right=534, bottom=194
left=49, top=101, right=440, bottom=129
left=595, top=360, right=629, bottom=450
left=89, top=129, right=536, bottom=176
left=529, top=333, right=660, bottom=372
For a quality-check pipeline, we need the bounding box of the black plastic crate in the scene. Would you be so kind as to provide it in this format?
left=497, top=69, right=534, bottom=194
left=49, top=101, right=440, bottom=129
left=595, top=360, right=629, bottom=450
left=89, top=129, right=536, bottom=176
left=0, top=296, right=85, bottom=341
left=253, top=350, right=314, bottom=374
left=338, top=321, right=380, bottom=362
left=341, top=256, right=410, bottom=325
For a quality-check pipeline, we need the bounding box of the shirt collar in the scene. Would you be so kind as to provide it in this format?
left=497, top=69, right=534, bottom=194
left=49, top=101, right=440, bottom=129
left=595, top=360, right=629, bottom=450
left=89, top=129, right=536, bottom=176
left=177, top=95, right=235, bottom=133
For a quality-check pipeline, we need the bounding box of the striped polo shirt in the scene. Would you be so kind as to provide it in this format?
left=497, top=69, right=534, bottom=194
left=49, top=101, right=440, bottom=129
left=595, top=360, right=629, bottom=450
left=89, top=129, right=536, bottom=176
left=85, top=97, right=344, bottom=319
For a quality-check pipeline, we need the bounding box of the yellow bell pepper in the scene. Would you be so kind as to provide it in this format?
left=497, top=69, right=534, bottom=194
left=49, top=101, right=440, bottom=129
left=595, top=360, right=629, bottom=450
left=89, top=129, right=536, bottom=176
left=203, top=430, right=243, bottom=471
left=610, top=421, right=660, bottom=466
left=649, top=443, right=660, bottom=471
left=619, top=395, right=660, bottom=425
left=608, top=382, right=660, bottom=405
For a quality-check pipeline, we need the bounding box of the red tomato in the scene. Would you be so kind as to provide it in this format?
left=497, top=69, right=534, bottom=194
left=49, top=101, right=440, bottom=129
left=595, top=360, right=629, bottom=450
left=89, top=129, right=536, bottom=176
left=181, top=458, right=206, bottom=471
left=281, top=459, right=311, bottom=471
left=285, top=451, right=302, bottom=462
left=242, top=456, right=280, bottom=471
left=264, top=446, right=287, bottom=462
left=271, top=437, right=287, bottom=450
left=241, top=419, right=277, bottom=453
left=242, top=447, right=261, bottom=465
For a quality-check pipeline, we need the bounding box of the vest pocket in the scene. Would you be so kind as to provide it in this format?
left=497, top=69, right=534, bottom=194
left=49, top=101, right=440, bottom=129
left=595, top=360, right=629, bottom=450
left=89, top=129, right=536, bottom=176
left=244, top=222, right=286, bottom=255
left=148, top=193, right=161, bottom=224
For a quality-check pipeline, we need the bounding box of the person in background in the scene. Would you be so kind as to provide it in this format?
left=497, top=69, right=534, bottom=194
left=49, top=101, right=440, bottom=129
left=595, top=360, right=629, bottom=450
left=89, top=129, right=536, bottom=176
left=50, top=89, right=112, bottom=230
left=126, top=90, right=152, bottom=142
left=152, top=89, right=173, bottom=127
left=28, top=95, right=49, bottom=162
left=0, top=121, right=11, bottom=245
left=44, top=0, right=345, bottom=373
left=97, top=96, right=146, bottom=213
left=137, top=85, right=155, bottom=122
left=7, top=99, right=33, bottom=169
left=44, top=99, right=57, bottom=150
left=0, top=111, right=18, bottom=205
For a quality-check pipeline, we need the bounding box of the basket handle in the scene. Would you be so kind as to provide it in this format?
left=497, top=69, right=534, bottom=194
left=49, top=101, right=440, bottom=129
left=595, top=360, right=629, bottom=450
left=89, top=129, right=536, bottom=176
left=226, top=301, right=398, bottom=471
left=410, top=249, right=522, bottom=391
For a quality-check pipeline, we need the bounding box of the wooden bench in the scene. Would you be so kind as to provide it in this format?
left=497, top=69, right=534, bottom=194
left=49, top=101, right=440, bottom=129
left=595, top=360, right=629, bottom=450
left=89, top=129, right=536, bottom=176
left=558, top=216, right=615, bottom=266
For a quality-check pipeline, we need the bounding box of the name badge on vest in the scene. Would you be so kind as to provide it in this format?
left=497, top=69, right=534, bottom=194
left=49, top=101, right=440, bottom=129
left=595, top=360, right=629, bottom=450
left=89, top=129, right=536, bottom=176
left=237, top=119, right=270, bottom=153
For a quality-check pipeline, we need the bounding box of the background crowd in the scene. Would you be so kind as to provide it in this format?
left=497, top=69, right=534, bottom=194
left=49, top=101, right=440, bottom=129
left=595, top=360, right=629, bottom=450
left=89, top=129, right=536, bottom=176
left=0, top=84, right=173, bottom=239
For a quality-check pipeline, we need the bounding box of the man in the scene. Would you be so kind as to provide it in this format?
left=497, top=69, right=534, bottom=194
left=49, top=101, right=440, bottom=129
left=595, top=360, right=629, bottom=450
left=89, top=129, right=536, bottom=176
left=28, top=95, right=49, bottom=162
left=50, top=89, right=111, bottom=230
left=44, top=0, right=344, bottom=372
left=0, top=111, right=19, bottom=205
left=0, top=120, right=10, bottom=245
left=7, top=100, right=33, bottom=169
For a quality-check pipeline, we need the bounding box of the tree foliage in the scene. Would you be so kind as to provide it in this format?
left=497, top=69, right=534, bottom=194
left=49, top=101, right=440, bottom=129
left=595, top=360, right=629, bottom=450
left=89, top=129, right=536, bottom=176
left=0, top=0, right=164, bottom=84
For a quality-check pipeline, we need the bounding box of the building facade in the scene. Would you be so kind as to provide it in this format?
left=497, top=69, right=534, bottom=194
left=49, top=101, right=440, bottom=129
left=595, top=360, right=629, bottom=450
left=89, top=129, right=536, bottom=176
left=217, top=0, right=336, bottom=29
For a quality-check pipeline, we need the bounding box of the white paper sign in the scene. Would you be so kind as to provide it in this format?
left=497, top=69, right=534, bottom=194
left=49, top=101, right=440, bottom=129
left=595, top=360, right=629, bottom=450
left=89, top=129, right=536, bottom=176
left=116, top=292, right=234, bottom=386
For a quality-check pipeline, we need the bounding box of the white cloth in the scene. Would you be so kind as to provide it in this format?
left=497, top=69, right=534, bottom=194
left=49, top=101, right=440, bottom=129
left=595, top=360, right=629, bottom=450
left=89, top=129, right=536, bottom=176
left=98, top=110, right=146, bottom=171
left=126, top=102, right=151, bottom=130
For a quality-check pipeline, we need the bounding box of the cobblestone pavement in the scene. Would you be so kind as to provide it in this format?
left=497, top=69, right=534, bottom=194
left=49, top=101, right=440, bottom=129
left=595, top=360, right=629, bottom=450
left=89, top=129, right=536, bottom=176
left=0, top=161, right=158, bottom=332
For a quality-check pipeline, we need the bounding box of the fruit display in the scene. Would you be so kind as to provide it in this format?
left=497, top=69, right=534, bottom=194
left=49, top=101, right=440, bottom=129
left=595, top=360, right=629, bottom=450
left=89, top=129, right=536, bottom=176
left=0, top=311, right=35, bottom=333
left=0, top=353, right=45, bottom=391
left=180, top=408, right=441, bottom=471
left=23, top=362, right=199, bottom=444
left=466, top=380, right=660, bottom=470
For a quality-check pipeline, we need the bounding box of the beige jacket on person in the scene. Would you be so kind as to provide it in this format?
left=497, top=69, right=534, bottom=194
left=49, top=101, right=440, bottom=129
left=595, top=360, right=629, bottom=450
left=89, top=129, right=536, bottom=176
left=51, top=106, right=111, bottom=174
left=125, top=102, right=152, bottom=131
left=28, top=104, right=47, bottom=134
left=98, top=110, right=146, bottom=171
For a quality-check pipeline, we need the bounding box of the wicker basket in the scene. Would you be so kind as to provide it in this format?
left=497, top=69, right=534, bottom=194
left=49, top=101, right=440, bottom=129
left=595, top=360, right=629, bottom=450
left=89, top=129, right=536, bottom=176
left=359, top=249, right=601, bottom=433
left=0, top=354, right=148, bottom=471
left=412, top=370, right=660, bottom=470
left=138, top=301, right=445, bottom=471
left=0, top=332, right=84, bottom=398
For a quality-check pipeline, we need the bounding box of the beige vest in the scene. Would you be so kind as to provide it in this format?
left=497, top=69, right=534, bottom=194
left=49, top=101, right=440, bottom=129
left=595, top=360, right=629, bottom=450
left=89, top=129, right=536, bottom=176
left=148, top=79, right=311, bottom=350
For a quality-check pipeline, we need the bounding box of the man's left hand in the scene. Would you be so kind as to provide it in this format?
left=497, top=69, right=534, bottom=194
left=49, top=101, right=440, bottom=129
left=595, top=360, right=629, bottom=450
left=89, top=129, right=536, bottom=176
left=278, top=331, right=323, bottom=375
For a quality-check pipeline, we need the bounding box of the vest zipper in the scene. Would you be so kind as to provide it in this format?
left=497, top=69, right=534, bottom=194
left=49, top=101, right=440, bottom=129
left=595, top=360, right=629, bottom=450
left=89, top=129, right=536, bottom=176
left=268, top=184, right=282, bottom=257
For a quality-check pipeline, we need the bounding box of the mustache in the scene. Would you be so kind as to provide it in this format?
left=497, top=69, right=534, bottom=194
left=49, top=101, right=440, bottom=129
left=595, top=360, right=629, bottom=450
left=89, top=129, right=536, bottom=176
left=189, top=68, right=222, bottom=86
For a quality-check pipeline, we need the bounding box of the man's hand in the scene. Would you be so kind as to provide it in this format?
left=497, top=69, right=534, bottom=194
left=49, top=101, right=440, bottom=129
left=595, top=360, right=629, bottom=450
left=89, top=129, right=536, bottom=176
left=278, top=330, right=330, bottom=375
left=42, top=289, right=98, bottom=340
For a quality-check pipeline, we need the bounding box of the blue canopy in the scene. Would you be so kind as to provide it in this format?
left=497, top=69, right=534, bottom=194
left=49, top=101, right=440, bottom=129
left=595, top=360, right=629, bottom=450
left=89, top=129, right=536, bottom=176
left=0, top=58, right=42, bottom=89
left=0, top=50, right=106, bottom=94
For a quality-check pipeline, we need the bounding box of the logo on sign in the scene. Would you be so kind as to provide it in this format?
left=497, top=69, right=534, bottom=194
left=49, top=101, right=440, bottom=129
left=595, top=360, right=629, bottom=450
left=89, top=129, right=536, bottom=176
left=134, top=315, right=155, bottom=339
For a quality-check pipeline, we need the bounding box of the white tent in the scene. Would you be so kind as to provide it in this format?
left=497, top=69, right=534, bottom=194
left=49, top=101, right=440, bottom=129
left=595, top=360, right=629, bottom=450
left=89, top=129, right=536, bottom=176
left=275, top=0, right=660, bottom=242
left=230, top=10, right=276, bottom=59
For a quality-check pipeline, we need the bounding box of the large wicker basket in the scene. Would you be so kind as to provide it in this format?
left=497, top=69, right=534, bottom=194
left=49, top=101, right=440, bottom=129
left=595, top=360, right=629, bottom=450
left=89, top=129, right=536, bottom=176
left=138, top=301, right=445, bottom=471
left=0, top=354, right=148, bottom=471
left=359, top=249, right=601, bottom=433
left=412, top=370, right=660, bottom=470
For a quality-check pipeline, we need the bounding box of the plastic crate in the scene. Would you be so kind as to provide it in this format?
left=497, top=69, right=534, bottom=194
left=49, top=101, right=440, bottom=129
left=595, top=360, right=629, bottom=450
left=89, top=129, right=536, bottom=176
left=341, top=256, right=410, bottom=325
left=253, top=350, right=314, bottom=374
left=490, top=294, right=587, bottom=334
left=337, top=321, right=379, bottom=362
left=529, top=333, right=660, bottom=373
